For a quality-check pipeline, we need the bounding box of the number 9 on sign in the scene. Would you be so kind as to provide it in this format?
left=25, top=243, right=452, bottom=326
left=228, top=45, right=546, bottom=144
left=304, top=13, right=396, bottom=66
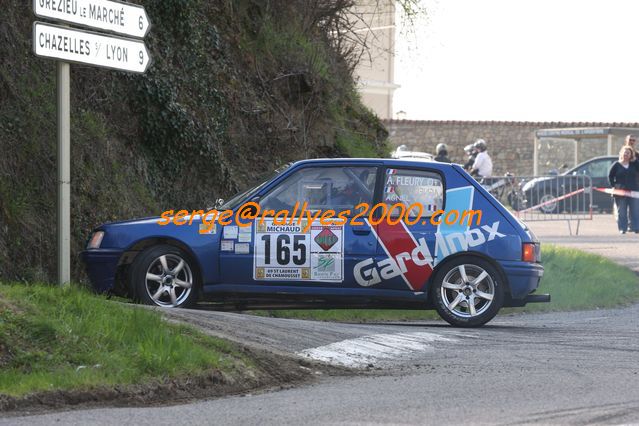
left=139, top=50, right=144, bottom=65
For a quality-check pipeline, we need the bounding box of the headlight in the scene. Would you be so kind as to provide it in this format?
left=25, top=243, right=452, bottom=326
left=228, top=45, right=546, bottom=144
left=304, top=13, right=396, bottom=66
left=87, top=231, right=105, bottom=249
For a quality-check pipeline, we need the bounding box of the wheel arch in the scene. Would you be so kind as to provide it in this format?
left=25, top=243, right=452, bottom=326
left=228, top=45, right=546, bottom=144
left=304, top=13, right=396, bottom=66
left=114, top=237, right=204, bottom=297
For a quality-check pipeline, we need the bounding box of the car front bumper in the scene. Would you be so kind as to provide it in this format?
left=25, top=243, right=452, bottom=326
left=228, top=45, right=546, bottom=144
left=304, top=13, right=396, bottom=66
left=81, top=249, right=122, bottom=293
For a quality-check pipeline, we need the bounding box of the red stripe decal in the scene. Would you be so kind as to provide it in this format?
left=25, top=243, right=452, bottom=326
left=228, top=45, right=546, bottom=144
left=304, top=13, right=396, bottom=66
left=375, top=221, right=433, bottom=291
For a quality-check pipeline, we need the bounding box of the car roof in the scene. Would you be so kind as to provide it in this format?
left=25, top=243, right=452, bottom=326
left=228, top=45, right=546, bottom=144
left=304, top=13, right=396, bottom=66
left=289, top=158, right=452, bottom=169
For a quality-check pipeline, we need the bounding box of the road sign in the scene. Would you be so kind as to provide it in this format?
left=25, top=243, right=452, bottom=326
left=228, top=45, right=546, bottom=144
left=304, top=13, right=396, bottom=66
left=33, top=0, right=151, bottom=39
left=33, top=21, right=151, bottom=73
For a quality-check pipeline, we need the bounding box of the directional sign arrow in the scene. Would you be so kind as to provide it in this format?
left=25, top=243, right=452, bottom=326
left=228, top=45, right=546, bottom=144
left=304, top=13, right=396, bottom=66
left=33, top=22, right=151, bottom=73
left=33, top=0, right=151, bottom=39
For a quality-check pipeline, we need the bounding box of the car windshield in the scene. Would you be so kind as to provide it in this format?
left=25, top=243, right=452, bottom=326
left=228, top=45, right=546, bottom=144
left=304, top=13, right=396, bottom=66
left=220, top=163, right=291, bottom=210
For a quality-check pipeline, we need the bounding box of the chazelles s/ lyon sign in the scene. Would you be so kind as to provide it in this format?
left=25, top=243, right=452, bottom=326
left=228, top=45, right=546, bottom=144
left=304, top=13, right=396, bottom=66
left=33, top=22, right=151, bottom=73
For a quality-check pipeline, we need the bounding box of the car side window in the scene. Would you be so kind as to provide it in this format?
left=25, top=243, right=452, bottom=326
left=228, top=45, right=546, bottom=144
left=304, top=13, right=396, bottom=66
left=383, top=168, right=444, bottom=217
left=578, top=160, right=612, bottom=178
left=260, top=166, right=377, bottom=213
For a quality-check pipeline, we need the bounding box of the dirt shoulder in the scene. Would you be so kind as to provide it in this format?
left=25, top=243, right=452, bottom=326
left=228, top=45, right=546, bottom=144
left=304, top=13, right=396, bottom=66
left=0, top=285, right=342, bottom=415
left=0, top=344, right=321, bottom=415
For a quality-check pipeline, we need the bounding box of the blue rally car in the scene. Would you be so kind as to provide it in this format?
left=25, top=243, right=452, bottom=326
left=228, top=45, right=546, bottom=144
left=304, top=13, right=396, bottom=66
left=82, top=159, right=548, bottom=327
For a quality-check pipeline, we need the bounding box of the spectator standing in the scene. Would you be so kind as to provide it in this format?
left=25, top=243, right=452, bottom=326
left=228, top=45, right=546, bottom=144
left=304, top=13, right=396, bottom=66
left=624, top=134, right=639, bottom=189
left=625, top=134, right=638, bottom=156
left=623, top=134, right=639, bottom=231
left=434, top=143, right=450, bottom=163
left=471, top=139, right=493, bottom=177
left=608, top=146, right=639, bottom=234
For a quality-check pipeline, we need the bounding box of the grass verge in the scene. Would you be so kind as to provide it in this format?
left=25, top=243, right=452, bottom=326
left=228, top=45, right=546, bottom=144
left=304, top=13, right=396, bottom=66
left=0, top=283, right=251, bottom=398
left=512, top=244, right=639, bottom=313
left=254, top=244, right=639, bottom=322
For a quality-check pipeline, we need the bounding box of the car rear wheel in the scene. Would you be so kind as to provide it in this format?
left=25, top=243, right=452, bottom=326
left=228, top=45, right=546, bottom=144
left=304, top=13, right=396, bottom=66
left=130, top=245, right=199, bottom=308
left=432, top=257, right=504, bottom=327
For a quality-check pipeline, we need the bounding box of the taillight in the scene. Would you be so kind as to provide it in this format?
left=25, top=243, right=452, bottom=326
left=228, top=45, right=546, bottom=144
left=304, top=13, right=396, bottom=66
left=522, top=243, right=536, bottom=263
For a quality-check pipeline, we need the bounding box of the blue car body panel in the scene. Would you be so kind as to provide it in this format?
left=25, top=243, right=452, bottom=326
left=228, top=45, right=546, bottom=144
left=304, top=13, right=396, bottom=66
left=81, top=159, right=543, bottom=305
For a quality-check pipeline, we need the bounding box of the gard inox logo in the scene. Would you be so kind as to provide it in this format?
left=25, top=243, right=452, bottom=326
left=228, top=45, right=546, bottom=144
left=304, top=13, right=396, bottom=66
left=314, top=228, right=338, bottom=251
left=354, top=237, right=433, bottom=287
left=436, top=221, right=505, bottom=257
left=354, top=221, right=506, bottom=287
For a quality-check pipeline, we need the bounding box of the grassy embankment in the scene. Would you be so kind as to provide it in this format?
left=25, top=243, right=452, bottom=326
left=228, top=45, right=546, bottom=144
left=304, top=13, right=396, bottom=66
left=256, top=244, right=639, bottom=321
left=0, top=284, right=253, bottom=398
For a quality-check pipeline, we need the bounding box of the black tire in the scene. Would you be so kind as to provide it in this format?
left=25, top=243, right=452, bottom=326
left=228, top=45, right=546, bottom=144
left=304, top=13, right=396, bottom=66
left=431, top=256, right=504, bottom=327
left=129, top=244, right=199, bottom=308
left=535, top=192, right=559, bottom=214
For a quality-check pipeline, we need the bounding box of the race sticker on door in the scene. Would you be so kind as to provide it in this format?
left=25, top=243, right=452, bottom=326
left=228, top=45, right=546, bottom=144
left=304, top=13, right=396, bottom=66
left=254, top=219, right=344, bottom=282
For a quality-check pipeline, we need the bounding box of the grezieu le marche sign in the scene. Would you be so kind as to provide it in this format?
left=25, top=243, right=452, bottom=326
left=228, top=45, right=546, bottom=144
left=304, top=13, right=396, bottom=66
left=33, top=21, right=151, bottom=73
left=33, top=0, right=151, bottom=39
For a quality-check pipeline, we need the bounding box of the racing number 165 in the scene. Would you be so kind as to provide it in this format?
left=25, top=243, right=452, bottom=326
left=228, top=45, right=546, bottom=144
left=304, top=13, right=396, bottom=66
left=260, top=234, right=306, bottom=266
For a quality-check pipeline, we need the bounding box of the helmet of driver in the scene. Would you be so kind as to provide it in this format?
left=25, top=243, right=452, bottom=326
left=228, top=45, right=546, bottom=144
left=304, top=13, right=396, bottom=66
left=436, top=143, right=448, bottom=154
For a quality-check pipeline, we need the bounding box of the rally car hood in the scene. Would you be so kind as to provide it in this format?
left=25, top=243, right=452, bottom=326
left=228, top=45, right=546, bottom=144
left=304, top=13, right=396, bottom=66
left=98, top=216, right=163, bottom=229
left=95, top=214, right=210, bottom=250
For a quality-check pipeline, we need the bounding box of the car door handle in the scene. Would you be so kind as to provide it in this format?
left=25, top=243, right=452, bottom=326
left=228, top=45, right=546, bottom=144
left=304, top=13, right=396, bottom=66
left=352, top=227, right=371, bottom=235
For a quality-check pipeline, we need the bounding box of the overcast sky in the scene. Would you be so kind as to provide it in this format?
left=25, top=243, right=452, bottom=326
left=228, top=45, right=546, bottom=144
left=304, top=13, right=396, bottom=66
left=393, top=0, right=639, bottom=122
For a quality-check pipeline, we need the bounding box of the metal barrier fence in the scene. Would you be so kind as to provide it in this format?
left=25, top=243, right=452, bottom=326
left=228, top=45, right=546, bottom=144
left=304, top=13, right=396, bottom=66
left=478, top=174, right=593, bottom=235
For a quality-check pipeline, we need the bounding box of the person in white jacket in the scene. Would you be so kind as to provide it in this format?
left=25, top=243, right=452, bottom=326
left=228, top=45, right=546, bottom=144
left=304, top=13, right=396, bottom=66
left=471, top=139, right=493, bottom=178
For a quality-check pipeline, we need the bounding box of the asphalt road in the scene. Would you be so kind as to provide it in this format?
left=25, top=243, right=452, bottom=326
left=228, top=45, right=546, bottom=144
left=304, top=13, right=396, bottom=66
left=3, top=214, right=638, bottom=425
left=4, top=303, right=639, bottom=425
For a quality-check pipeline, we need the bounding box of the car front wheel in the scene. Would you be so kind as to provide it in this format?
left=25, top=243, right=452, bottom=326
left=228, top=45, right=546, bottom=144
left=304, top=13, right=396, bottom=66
left=432, top=256, right=504, bottom=327
left=537, top=193, right=559, bottom=214
left=130, top=245, right=199, bottom=308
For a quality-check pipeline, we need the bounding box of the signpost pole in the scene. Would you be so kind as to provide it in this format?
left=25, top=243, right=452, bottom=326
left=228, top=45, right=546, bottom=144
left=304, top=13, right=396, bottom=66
left=57, top=61, right=71, bottom=286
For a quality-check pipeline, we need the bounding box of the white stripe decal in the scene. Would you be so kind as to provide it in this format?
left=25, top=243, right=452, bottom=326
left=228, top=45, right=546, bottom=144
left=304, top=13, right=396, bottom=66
left=297, top=332, right=458, bottom=368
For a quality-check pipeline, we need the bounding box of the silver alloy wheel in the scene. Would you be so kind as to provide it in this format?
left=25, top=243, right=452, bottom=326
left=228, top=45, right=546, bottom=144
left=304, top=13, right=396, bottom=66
left=440, top=264, right=495, bottom=318
left=144, top=254, right=193, bottom=307
left=539, top=194, right=557, bottom=213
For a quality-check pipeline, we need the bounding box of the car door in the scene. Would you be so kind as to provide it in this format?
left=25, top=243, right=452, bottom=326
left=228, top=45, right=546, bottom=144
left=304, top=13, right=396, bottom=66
left=219, top=164, right=380, bottom=289
left=573, top=158, right=616, bottom=211
left=368, top=166, right=445, bottom=293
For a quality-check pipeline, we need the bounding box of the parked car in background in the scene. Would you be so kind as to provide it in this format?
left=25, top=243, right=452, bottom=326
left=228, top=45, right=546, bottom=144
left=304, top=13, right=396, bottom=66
left=522, top=156, right=616, bottom=213
left=391, top=145, right=434, bottom=162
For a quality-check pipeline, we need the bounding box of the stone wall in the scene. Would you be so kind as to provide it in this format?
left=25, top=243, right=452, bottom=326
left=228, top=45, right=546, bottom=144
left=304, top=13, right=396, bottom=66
left=383, top=120, right=639, bottom=176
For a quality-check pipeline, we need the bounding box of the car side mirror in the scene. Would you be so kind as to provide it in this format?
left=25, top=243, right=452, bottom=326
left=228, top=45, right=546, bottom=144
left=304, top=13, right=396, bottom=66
left=245, top=196, right=260, bottom=216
